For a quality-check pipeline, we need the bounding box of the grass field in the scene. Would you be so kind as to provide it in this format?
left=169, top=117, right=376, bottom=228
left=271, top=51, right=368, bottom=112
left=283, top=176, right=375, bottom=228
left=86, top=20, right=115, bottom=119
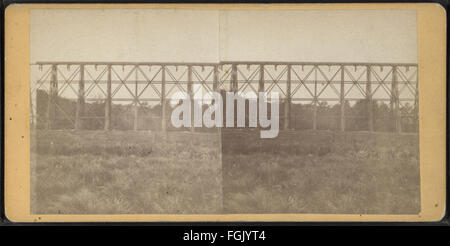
left=222, top=129, right=420, bottom=214
left=31, top=130, right=222, bottom=214
left=31, top=129, right=420, bottom=214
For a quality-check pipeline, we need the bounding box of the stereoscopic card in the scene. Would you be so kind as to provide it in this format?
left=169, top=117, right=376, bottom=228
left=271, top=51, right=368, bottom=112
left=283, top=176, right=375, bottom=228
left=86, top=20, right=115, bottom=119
left=4, top=3, right=446, bottom=222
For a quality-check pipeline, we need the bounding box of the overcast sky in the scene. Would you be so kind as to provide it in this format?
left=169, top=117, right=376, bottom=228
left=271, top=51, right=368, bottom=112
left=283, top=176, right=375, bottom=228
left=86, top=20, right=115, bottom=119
left=30, top=9, right=417, bottom=64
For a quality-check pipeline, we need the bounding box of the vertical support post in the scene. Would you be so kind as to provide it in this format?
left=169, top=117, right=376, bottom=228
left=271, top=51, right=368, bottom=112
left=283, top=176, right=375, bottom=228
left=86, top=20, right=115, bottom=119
left=340, top=65, right=345, bottom=131
left=414, top=70, right=419, bottom=133
left=133, top=104, right=139, bottom=131
left=390, top=66, right=395, bottom=131
left=104, top=65, right=112, bottom=130
left=284, top=64, right=291, bottom=130
left=366, top=65, right=373, bottom=132
left=75, top=64, right=85, bottom=130
left=258, top=64, right=265, bottom=129
left=258, top=64, right=264, bottom=93
left=312, top=66, right=318, bottom=131
left=213, top=65, right=219, bottom=132
left=213, top=65, right=219, bottom=92
left=396, top=69, right=402, bottom=133
left=391, top=66, right=401, bottom=133
left=231, top=64, right=238, bottom=92
left=187, top=65, right=194, bottom=132
left=133, top=66, right=139, bottom=131
left=161, top=65, right=166, bottom=132
left=46, top=64, right=58, bottom=129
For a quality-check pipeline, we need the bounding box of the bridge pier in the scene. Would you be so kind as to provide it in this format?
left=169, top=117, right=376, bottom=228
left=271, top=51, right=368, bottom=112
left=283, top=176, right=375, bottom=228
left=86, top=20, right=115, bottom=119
left=231, top=64, right=238, bottom=92
left=414, top=77, right=419, bottom=132
left=161, top=65, right=166, bottom=132
left=284, top=65, right=291, bottom=130
left=391, top=66, right=401, bottom=133
left=366, top=65, right=373, bottom=132
left=104, top=65, right=112, bottom=130
left=134, top=66, right=139, bottom=131
left=340, top=65, right=345, bottom=131
left=75, top=64, right=85, bottom=130
left=213, top=65, right=220, bottom=132
left=312, top=66, right=318, bottom=131
left=187, top=65, right=194, bottom=132
left=213, top=65, right=219, bottom=92
left=312, top=101, right=318, bottom=131
left=258, top=64, right=264, bottom=129
left=46, top=64, right=58, bottom=130
left=134, top=102, right=139, bottom=131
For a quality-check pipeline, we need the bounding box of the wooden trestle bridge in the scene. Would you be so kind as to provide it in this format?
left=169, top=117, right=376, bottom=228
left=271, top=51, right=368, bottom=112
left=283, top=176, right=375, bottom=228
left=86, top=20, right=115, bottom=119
left=31, top=61, right=418, bottom=133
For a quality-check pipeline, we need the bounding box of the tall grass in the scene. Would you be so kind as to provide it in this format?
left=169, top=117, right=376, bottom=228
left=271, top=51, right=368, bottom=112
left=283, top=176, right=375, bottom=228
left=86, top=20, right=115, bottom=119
left=31, top=129, right=420, bottom=214
left=31, top=130, right=222, bottom=214
left=222, top=129, right=420, bottom=214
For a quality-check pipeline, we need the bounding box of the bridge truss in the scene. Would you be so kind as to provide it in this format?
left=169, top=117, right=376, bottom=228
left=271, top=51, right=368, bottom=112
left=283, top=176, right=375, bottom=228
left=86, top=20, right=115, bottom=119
left=30, top=61, right=418, bottom=133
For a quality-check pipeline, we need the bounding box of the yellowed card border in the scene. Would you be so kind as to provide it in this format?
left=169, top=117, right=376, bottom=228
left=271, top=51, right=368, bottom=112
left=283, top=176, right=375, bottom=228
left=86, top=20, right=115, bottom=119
left=4, top=3, right=447, bottom=222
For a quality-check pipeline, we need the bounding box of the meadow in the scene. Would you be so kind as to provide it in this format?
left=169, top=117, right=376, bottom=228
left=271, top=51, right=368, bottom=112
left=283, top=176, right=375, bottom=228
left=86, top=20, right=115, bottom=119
left=31, top=130, right=222, bottom=214
left=31, top=129, right=420, bottom=214
left=222, top=129, right=420, bottom=214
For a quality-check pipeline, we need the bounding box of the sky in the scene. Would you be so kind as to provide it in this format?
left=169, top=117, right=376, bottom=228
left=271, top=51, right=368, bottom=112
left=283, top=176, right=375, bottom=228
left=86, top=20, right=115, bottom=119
left=29, top=8, right=418, bottom=107
left=30, top=8, right=417, bottom=63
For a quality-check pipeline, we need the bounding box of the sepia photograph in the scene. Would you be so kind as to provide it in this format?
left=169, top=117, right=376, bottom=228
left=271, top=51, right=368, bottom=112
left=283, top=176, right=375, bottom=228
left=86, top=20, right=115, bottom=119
left=29, top=8, right=420, bottom=215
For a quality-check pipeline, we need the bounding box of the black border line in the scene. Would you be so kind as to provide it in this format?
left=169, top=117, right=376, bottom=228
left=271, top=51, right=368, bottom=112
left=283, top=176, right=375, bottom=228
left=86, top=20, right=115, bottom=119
left=0, top=0, right=448, bottom=229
